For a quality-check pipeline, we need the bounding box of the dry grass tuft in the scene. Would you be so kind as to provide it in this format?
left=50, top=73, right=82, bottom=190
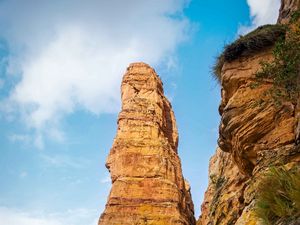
left=212, top=24, right=286, bottom=81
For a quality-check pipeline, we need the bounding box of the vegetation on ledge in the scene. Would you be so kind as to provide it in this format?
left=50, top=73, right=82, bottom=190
left=254, top=166, right=300, bottom=225
left=213, top=24, right=287, bottom=81
left=255, top=18, right=300, bottom=104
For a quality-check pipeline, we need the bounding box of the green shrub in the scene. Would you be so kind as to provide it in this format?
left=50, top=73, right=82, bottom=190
left=255, top=24, right=300, bottom=104
left=254, top=166, right=300, bottom=225
left=208, top=174, right=226, bottom=216
left=291, top=10, right=300, bottom=23
left=212, top=24, right=286, bottom=81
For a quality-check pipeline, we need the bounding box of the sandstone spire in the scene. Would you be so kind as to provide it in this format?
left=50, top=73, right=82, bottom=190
left=99, top=62, right=195, bottom=225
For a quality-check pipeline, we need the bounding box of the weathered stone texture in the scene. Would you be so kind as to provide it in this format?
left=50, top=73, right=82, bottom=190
left=99, top=62, right=195, bottom=225
left=218, top=50, right=297, bottom=177
left=199, top=50, right=300, bottom=225
left=278, top=0, right=300, bottom=24
left=198, top=1, right=300, bottom=224
left=197, top=148, right=247, bottom=225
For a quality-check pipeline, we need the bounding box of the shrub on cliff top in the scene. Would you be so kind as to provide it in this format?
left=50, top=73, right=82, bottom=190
left=254, top=166, right=300, bottom=225
left=255, top=20, right=300, bottom=104
left=213, top=24, right=287, bottom=81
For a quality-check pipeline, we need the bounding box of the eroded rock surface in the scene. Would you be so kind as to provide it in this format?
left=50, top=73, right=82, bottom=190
left=218, top=49, right=297, bottom=176
left=278, top=0, right=300, bottom=24
left=198, top=148, right=247, bottom=225
left=198, top=1, right=300, bottom=224
left=99, top=63, right=195, bottom=225
left=199, top=49, right=300, bottom=225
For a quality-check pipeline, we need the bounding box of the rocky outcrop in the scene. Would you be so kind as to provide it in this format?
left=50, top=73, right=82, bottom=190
left=278, top=0, right=300, bottom=24
left=198, top=1, right=300, bottom=224
left=199, top=49, right=300, bottom=225
left=99, top=63, right=195, bottom=225
left=198, top=148, right=247, bottom=225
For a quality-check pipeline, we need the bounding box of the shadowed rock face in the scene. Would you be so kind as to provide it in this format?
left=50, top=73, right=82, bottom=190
left=198, top=148, right=247, bottom=225
left=99, top=63, right=195, bottom=225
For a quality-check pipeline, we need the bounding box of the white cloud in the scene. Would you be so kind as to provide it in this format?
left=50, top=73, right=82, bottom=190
left=19, top=171, right=28, bottom=179
left=100, top=176, right=111, bottom=184
left=0, top=0, right=190, bottom=146
left=239, top=0, right=281, bottom=34
left=40, top=154, right=89, bottom=169
left=8, top=133, right=31, bottom=144
left=7, top=132, right=57, bottom=149
left=0, top=207, right=62, bottom=225
left=0, top=207, right=99, bottom=225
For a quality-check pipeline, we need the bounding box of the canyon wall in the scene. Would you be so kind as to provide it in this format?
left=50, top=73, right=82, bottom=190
left=278, top=0, right=300, bottom=24
left=198, top=1, right=300, bottom=224
left=198, top=50, right=299, bottom=225
left=99, top=63, right=195, bottom=225
left=99, top=1, right=300, bottom=224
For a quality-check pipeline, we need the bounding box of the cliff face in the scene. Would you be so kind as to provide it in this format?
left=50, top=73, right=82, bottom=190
left=198, top=1, right=300, bottom=224
left=278, top=0, right=300, bottom=24
left=99, top=63, right=195, bottom=225
left=98, top=1, right=300, bottom=224
left=199, top=50, right=299, bottom=225
left=198, top=148, right=247, bottom=225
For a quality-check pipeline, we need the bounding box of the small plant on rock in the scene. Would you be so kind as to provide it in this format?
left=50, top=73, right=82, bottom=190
left=212, top=24, right=286, bottom=82
left=254, top=166, right=300, bottom=225
left=254, top=11, right=300, bottom=105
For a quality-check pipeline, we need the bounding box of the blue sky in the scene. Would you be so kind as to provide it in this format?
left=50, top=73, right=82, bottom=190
left=0, top=0, right=280, bottom=224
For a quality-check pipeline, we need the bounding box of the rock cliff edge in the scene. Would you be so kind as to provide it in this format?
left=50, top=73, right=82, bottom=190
left=198, top=0, right=300, bottom=224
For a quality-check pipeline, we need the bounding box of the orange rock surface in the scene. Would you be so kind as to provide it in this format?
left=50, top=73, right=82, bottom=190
left=99, top=63, right=195, bottom=225
left=278, top=0, right=300, bottom=24
left=198, top=1, right=300, bottom=224
left=198, top=50, right=300, bottom=225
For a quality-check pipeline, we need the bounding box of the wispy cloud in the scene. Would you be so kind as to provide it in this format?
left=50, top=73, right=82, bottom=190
left=40, top=154, right=89, bottom=169
left=0, top=0, right=191, bottom=147
left=8, top=133, right=31, bottom=144
left=7, top=132, right=62, bottom=149
left=100, top=176, right=111, bottom=184
left=19, top=171, right=28, bottom=179
left=0, top=207, right=99, bottom=225
left=239, top=0, right=281, bottom=34
left=0, top=207, right=62, bottom=225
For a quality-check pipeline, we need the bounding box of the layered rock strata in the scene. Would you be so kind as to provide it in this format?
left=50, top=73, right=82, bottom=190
left=198, top=1, right=300, bottom=224
left=278, top=0, right=300, bottom=24
left=99, top=63, right=195, bottom=225
left=199, top=50, right=300, bottom=224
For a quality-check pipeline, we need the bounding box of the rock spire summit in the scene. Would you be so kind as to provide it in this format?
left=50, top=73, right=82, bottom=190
left=99, top=62, right=195, bottom=225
